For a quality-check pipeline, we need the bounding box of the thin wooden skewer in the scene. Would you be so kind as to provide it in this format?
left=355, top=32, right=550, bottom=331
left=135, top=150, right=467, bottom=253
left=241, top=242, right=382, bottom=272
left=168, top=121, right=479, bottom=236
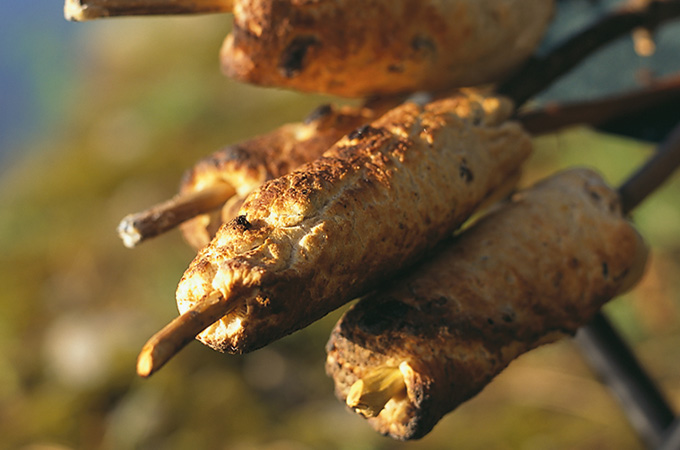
left=65, top=0, right=234, bottom=21
left=117, top=183, right=235, bottom=248
left=137, top=291, right=235, bottom=377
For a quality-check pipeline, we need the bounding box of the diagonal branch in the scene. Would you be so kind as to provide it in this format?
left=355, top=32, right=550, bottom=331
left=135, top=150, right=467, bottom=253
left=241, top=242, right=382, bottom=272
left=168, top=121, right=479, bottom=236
left=500, top=0, right=680, bottom=106
left=619, top=119, right=680, bottom=214
left=518, top=72, right=680, bottom=135
left=64, top=0, right=233, bottom=21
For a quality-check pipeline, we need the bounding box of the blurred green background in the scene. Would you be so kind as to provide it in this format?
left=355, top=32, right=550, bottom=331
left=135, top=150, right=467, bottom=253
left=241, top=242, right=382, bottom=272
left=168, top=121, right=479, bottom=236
left=1, top=2, right=679, bottom=449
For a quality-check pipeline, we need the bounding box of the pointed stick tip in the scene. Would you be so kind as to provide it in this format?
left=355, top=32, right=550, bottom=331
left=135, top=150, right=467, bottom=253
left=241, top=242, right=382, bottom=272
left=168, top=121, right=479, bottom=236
left=136, top=345, right=155, bottom=377
left=135, top=291, right=236, bottom=378
left=118, top=215, right=143, bottom=248
left=64, top=0, right=87, bottom=21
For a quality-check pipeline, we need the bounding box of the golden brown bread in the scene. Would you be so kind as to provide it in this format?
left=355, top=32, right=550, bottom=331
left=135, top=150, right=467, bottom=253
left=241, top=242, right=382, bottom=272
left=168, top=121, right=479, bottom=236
left=169, top=90, right=531, bottom=357
left=325, top=168, right=648, bottom=440
left=178, top=103, right=379, bottom=249
left=221, top=0, right=555, bottom=97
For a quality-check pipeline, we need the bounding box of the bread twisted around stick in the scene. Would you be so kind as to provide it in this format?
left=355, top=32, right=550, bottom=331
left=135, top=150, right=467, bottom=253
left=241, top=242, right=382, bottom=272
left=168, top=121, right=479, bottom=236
left=325, top=168, right=648, bottom=440
left=161, top=91, right=531, bottom=361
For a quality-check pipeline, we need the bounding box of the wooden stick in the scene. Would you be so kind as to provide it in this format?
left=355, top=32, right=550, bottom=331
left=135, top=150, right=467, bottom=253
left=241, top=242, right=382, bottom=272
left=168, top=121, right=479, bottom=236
left=65, top=0, right=234, bottom=21
left=137, top=291, right=235, bottom=377
left=500, top=0, right=680, bottom=106
left=518, top=72, right=680, bottom=135
left=618, top=120, right=680, bottom=215
left=117, top=183, right=234, bottom=248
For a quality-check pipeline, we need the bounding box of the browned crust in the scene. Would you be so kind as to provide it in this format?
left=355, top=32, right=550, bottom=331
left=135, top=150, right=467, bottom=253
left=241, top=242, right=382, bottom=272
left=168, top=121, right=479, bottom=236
left=325, top=168, right=647, bottom=440
left=179, top=104, right=379, bottom=249
left=222, top=0, right=554, bottom=97
left=175, top=91, right=532, bottom=354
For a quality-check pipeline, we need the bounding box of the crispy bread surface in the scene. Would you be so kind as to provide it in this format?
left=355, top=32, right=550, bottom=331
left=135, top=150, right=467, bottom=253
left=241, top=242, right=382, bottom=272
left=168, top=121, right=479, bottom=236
left=325, top=168, right=647, bottom=440
left=176, top=91, right=532, bottom=354
left=222, top=0, right=554, bottom=96
left=179, top=104, right=377, bottom=249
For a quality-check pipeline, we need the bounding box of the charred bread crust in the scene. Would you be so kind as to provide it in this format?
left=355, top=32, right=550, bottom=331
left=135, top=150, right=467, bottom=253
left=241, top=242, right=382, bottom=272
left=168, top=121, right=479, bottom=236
left=325, top=168, right=647, bottom=440
left=175, top=91, right=532, bottom=354
left=179, top=104, right=378, bottom=249
left=221, top=0, right=554, bottom=97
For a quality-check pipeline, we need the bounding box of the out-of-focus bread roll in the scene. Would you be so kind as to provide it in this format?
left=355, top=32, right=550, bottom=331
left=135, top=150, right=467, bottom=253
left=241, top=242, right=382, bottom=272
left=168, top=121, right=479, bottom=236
left=221, top=0, right=555, bottom=97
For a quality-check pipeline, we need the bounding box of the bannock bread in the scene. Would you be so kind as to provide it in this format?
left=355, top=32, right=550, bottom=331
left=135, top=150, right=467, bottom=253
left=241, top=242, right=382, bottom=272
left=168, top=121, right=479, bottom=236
left=178, top=104, right=379, bottom=249
left=221, top=0, right=555, bottom=97
left=325, top=168, right=648, bottom=440
left=137, top=90, right=532, bottom=376
left=117, top=103, right=380, bottom=249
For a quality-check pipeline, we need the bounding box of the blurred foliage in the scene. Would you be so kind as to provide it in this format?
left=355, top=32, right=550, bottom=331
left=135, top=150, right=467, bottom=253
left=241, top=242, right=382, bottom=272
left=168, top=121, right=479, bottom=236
left=1, top=7, right=679, bottom=450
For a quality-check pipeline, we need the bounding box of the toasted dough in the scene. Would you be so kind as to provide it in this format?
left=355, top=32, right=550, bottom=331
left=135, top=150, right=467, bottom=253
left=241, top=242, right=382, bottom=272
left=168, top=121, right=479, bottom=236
left=221, top=0, right=555, bottom=97
left=179, top=104, right=379, bottom=249
left=174, top=90, right=531, bottom=354
left=325, top=169, right=648, bottom=440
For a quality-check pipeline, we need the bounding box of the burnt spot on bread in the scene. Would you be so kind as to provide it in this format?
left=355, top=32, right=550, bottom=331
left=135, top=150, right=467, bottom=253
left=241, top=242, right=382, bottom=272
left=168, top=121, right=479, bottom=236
left=235, top=215, right=252, bottom=231
left=588, top=188, right=601, bottom=203
left=459, top=159, right=474, bottom=183
left=602, top=262, right=609, bottom=279
left=584, top=181, right=621, bottom=214
left=552, top=271, right=563, bottom=288
left=471, top=109, right=485, bottom=126
left=388, top=64, right=405, bottom=73
left=355, top=299, right=415, bottom=335
left=279, top=35, right=320, bottom=78
left=304, top=103, right=333, bottom=124
left=410, top=34, right=437, bottom=56
left=420, top=296, right=449, bottom=315
left=348, top=125, right=384, bottom=141
left=613, top=267, right=630, bottom=283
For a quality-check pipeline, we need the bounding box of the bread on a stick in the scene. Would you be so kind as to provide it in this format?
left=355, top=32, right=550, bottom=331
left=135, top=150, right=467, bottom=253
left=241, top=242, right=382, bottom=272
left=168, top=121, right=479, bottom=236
left=118, top=104, right=378, bottom=249
left=178, top=104, right=380, bottom=249
left=138, top=90, right=532, bottom=376
left=325, top=168, right=648, bottom=440
left=222, top=0, right=555, bottom=97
